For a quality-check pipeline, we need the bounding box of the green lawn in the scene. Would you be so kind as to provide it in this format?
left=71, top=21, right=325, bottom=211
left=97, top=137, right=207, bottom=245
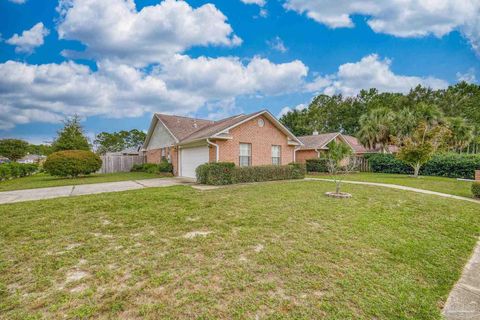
left=309, top=172, right=475, bottom=198
left=1, top=181, right=479, bottom=319
left=0, top=172, right=164, bottom=192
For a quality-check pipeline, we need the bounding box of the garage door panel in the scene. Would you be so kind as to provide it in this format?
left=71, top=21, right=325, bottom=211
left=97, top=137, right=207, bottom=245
left=180, top=146, right=209, bottom=178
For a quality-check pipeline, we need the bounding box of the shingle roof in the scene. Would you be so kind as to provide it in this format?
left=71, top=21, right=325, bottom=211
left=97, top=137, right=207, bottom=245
left=155, top=114, right=214, bottom=142
left=297, top=133, right=339, bottom=150
left=180, top=111, right=265, bottom=144
left=149, top=110, right=301, bottom=147
left=343, top=135, right=399, bottom=154
left=342, top=135, right=370, bottom=154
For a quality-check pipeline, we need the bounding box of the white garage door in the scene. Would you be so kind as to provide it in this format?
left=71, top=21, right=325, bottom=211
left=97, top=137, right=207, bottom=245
left=180, top=146, right=209, bottom=178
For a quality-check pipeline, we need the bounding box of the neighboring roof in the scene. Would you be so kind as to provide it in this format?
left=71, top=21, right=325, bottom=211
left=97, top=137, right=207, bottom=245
left=342, top=135, right=370, bottom=154
left=297, top=133, right=340, bottom=150
left=19, top=154, right=46, bottom=161
left=144, top=109, right=302, bottom=147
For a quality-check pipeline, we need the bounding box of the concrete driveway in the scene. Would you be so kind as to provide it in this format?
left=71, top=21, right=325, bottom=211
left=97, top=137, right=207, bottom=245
left=0, top=178, right=195, bottom=204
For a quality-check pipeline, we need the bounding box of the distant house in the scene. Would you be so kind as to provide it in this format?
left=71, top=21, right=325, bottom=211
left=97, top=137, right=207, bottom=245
left=143, top=110, right=302, bottom=178
left=295, top=131, right=395, bottom=163
left=0, top=156, right=9, bottom=164
left=17, top=154, right=47, bottom=164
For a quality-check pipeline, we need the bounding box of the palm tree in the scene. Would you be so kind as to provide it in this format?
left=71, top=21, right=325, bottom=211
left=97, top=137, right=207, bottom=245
left=357, top=108, right=394, bottom=153
left=446, top=117, right=475, bottom=152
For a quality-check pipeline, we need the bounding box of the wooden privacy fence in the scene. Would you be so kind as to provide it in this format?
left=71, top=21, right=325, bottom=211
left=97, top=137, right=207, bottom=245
left=355, top=156, right=370, bottom=172
left=98, top=155, right=145, bottom=174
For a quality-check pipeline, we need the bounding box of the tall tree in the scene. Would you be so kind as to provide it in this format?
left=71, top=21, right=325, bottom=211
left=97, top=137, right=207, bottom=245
left=357, top=108, right=394, bottom=153
left=52, top=115, right=90, bottom=152
left=445, top=117, right=474, bottom=152
left=0, top=139, right=29, bottom=161
left=94, top=129, right=146, bottom=154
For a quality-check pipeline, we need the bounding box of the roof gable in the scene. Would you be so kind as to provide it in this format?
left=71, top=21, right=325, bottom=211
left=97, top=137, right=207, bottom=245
left=143, top=109, right=302, bottom=148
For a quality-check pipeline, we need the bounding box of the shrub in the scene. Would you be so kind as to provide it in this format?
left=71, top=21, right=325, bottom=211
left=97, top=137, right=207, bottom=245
left=364, top=153, right=412, bottom=174
left=0, top=163, right=38, bottom=180
left=196, top=162, right=235, bottom=185
left=306, top=158, right=328, bottom=172
left=131, top=160, right=173, bottom=174
left=472, top=182, right=480, bottom=199
left=132, top=163, right=161, bottom=174
left=44, top=150, right=102, bottom=177
left=158, top=158, right=173, bottom=173
left=422, top=153, right=480, bottom=179
left=364, top=153, right=480, bottom=179
left=196, top=162, right=305, bottom=185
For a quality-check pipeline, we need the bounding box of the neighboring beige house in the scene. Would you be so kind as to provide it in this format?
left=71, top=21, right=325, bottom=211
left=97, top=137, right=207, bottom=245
left=142, top=110, right=302, bottom=178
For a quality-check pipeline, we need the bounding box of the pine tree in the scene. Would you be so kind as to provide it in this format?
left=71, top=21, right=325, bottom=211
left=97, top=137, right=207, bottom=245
left=52, top=115, right=90, bottom=152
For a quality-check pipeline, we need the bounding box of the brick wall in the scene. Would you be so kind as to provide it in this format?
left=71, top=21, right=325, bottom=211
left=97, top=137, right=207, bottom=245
left=212, top=115, right=295, bottom=166
left=146, top=147, right=179, bottom=175
left=476, top=170, right=480, bottom=181
left=146, top=149, right=162, bottom=164
left=296, top=150, right=318, bottom=163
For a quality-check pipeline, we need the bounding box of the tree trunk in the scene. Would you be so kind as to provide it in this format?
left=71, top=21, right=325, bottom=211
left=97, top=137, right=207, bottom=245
left=413, top=163, right=421, bottom=178
left=336, top=181, right=341, bottom=194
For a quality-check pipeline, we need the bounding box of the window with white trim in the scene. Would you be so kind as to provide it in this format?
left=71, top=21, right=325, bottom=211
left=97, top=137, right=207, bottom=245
left=272, top=145, right=281, bottom=165
left=239, top=143, right=252, bottom=167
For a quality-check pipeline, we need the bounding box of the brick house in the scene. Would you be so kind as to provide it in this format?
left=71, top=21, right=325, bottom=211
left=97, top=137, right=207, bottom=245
left=295, top=131, right=397, bottom=163
left=142, top=110, right=302, bottom=178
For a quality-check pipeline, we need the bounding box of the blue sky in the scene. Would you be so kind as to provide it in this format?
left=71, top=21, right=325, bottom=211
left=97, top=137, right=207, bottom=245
left=1, top=0, right=479, bottom=144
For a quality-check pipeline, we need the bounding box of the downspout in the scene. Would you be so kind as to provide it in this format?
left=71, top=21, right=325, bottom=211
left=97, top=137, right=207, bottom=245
left=206, top=139, right=219, bottom=162
left=315, top=148, right=321, bottom=158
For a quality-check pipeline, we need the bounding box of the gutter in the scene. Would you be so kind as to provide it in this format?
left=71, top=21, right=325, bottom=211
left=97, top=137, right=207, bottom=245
left=206, top=138, right=219, bottom=162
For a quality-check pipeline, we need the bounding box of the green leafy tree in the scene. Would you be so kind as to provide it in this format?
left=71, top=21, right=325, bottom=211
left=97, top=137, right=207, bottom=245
left=94, top=129, right=146, bottom=154
left=52, top=115, right=90, bottom=152
left=0, top=139, right=29, bottom=161
left=27, top=144, right=54, bottom=156
left=397, top=122, right=450, bottom=177
left=325, top=141, right=355, bottom=195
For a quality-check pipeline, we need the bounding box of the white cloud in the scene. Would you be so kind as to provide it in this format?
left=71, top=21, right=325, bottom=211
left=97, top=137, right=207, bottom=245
left=8, top=0, right=26, bottom=3
left=267, top=36, right=288, bottom=53
left=277, top=103, right=307, bottom=118
left=283, top=0, right=480, bottom=55
left=158, top=54, right=308, bottom=98
left=305, top=54, right=448, bottom=96
left=456, top=69, right=477, bottom=83
left=241, top=0, right=266, bottom=6
left=0, top=56, right=309, bottom=129
left=56, top=0, right=242, bottom=66
left=6, top=22, right=49, bottom=54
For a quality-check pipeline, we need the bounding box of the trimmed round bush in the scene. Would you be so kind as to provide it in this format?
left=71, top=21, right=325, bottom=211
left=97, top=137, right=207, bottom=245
left=44, top=150, right=102, bottom=177
left=472, top=182, right=480, bottom=199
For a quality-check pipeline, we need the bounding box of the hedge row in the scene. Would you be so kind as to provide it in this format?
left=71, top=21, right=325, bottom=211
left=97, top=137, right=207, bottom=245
left=472, top=182, right=480, bottom=199
left=0, top=163, right=38, bottom=181
left=131, top=159, right=173, bottom=174
left=196, top=162, right=305, bottom=185
left=306, top=159, right=329, bottom=172
left=364, top=153, right=480, bottom=179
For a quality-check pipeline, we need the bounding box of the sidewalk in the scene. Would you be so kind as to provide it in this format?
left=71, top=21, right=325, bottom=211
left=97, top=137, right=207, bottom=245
left=0, top=178, right=189, bottom=204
